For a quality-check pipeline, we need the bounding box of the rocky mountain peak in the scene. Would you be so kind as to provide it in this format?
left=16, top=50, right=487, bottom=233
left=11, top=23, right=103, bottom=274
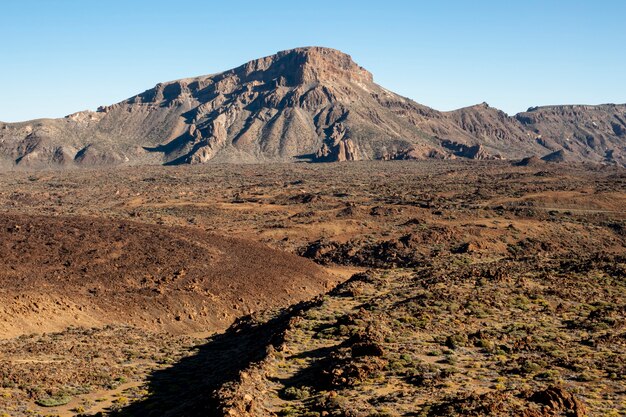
left=0, top=47, right=624, bottom=168
left=235, top=47, right=374, bottom=86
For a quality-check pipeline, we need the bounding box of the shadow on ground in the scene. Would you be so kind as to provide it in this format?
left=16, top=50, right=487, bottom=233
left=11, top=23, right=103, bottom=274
left=97, top=311, right=295, bottom=417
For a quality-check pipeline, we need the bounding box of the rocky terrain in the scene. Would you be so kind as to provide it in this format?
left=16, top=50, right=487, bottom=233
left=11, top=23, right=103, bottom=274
left=0, top=160, right=623, bottom=416
left=118, top=256, right=624, bottom=417
left=0, top=47, right=624, bottom=168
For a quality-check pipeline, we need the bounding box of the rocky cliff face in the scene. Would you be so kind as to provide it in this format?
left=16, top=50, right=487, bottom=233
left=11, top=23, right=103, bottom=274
left=0, top=47, right=624, bottom=168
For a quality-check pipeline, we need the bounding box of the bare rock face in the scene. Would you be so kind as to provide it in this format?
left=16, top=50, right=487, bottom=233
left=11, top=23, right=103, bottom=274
left=0, top=47, right=624, bottom=168
left=314, top=123, right=359, bottom=161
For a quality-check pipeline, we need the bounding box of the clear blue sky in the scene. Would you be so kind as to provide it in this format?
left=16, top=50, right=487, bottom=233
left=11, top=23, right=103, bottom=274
left=1, top=0, right=625, bottom=122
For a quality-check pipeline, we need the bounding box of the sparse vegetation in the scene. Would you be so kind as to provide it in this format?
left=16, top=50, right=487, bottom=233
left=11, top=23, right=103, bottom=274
left=0, top=161, right=623, bottom=416
left=35, top=395, right=71, bottom=407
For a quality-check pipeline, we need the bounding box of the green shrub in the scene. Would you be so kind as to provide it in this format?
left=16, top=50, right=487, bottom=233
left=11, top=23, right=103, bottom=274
left=35, top=395, right=72, bottom=407
left=283, top=386, right=311, bottom=400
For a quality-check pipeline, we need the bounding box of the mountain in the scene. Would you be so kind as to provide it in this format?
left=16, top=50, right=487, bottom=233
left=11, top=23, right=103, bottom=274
left=0, top=47, right=624, bottom=168
left=516, top=104, right=626, bottom=164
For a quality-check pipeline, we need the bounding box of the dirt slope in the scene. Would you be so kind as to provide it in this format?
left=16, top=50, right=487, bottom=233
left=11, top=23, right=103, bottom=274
left=0, top=213, right=336, bottom=337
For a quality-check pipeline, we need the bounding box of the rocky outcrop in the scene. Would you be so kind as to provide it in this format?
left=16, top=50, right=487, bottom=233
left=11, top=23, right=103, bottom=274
left=441, top=140, right=503, bottom=160
left=514, top=155, right=546, bottom=167
left=541, top=149, right=569, bottom=163
left=0, top=47, right=624, bottom=168
left=314, top=123, right=360, bottom=161
left=527, top=386, right=587, bottom=417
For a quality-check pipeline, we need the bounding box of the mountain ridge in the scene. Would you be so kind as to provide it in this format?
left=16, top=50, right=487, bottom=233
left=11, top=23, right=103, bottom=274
left=1, top=46, right=624, bottom=168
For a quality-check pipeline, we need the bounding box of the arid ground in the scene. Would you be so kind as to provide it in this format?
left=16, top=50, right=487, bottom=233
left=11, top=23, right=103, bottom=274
left=0, top=160, right=624, bottom=416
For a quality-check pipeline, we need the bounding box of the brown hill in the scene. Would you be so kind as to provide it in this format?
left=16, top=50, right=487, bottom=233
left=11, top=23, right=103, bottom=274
left=516, top=104, right=626, bottom=165
left=0, top=47, right=624, bottom=167
left=541, top=149, right=569, bottom=163
left=514, top=155, right=546, bottom=166
left=0, top=213, right=336, bottom=337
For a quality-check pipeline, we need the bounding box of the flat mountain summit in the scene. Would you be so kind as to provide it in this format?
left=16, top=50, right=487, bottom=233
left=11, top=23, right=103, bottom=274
left=1, top=47, right=625, bottom=168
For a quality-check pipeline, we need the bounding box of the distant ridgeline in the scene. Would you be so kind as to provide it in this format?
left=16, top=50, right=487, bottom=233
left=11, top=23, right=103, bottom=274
left=0, top=47, right=624, bottom=169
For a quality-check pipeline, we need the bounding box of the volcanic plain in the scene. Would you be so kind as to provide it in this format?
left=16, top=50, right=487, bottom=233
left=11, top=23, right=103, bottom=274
left=0, top=160, right=624, bottom=416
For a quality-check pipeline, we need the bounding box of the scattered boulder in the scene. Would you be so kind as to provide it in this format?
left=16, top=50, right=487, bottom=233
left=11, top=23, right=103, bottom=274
left=527, top=386, right=587, bottom=416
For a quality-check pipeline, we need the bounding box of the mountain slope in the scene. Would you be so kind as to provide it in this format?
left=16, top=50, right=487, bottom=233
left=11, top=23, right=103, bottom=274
left=516, top=104, right=626, bottom=165
left=0, top=47, right=624, bottom=167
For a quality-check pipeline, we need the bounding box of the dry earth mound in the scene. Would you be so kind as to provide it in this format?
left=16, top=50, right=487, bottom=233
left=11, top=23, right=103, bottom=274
left=0, top=213, right=336, bottom=337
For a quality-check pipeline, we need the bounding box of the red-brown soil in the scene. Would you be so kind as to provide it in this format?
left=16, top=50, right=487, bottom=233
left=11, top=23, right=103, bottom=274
left=0, top=160, right=623, bottom=416
left=0, top=214, right=336, bottom=337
